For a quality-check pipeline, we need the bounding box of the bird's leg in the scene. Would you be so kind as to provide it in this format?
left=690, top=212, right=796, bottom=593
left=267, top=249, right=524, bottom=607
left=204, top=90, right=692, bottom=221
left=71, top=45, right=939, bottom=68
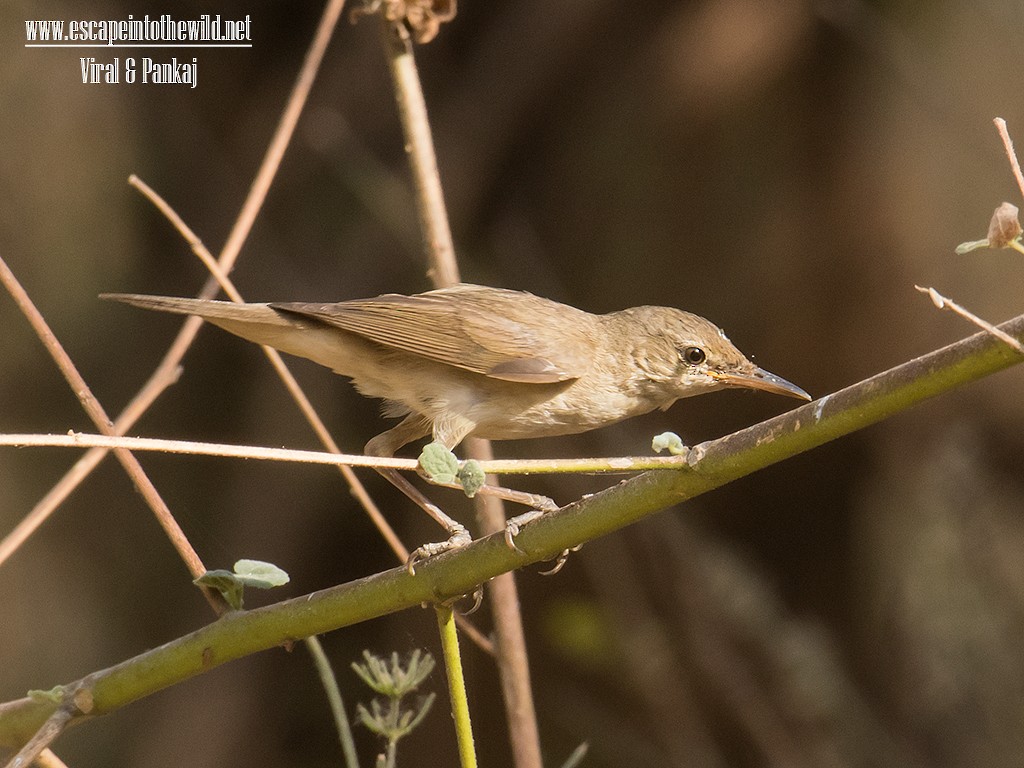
left=424, top=473, right=562, bottom=550
left=425, top=474, right=559, bottom=517
left=367, top=416, right=563, bottom=569
left=475, top=484, right=560, bottom=514
left=365, top=417, right=471, bottom=573
left=416, top=430, right=562, bottom=552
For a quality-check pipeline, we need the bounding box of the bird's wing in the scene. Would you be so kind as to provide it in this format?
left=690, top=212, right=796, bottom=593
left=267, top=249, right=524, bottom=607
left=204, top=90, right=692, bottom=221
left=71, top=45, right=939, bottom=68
left=271, top=285, right=590, bottom=383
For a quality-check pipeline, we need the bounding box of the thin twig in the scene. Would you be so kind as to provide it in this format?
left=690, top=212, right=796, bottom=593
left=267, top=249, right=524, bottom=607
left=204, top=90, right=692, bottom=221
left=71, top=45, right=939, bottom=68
left=305, top=636, right=360, bottom=768
left=2, top=706, right=72, bottom=768
left=0, top=432, right=687, bottom=473
left=31, top=749, right=71, bottom=768
left=129, top=175, right=234, bottom=288
left=916, top=285, right=1024, bottom=354
left=381, top=16, right=542, bottom=765
left=129, top=175, right=409, bottom=561
left=218, top=0, right=349, bottom=275
left=0, top=253, right=224, bottom=612
left=0, top=0, right=348, bottom=574
left=381, top=19, right=459, bottom=287
left=994, top=117, right=1024, bottom=200
left=0, top=361, right=181, bottom=569
left=0, top=433, right=402, bottom=467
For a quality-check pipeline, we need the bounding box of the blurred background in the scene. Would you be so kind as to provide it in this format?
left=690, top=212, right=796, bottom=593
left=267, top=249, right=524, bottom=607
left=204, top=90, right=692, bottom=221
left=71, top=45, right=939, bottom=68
left=2, top=0, right=1024, bottom=765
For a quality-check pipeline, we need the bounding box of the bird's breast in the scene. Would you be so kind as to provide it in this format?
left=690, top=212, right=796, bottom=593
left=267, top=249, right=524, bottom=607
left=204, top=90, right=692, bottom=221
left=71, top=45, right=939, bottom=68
left=466, top=375, right=664, bottom=440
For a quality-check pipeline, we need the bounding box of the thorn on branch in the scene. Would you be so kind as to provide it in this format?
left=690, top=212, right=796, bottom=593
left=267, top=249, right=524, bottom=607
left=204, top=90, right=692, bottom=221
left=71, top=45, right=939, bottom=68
left=915, top=285, right=1024, bottom=355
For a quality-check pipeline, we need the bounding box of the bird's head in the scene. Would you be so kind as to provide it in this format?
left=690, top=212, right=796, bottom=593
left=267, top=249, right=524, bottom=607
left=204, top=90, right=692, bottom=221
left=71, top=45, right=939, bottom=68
left=616, top=306, right=811, bottom=406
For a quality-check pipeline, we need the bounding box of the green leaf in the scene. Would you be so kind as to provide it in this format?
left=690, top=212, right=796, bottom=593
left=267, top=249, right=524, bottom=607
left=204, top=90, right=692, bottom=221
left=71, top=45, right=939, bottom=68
left=456, top=460, right=485, bottom=498
left=955, top=238, right=990, bottom=254
left=418, top=442, right=459, bottom=484
left=233, top=559, right=290, bottom=589
left=194, top=569, right=245, bottom=610
left=195, top=560, right=290, bottom=610
left=651, top=431, right=687, bottom=455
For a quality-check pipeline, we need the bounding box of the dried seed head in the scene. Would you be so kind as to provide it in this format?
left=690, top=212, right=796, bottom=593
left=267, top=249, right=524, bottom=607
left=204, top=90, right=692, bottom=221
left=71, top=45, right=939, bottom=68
left=351, top=0, right=456, bottom=43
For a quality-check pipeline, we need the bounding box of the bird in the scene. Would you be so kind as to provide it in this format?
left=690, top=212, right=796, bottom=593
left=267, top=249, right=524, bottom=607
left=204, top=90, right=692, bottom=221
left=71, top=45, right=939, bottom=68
left=103, top=284, right=810, bottom=564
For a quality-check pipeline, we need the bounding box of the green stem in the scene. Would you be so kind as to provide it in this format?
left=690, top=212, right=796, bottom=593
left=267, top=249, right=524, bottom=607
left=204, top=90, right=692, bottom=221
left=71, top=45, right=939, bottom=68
left=304, top=636, right=359, bottom=768
left=436, top=605, right=477, bottom=768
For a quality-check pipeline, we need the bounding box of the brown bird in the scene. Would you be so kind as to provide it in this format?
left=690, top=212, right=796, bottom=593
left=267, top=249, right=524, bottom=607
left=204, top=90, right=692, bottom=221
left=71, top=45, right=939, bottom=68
left=103, top=284, right=809, bottom=563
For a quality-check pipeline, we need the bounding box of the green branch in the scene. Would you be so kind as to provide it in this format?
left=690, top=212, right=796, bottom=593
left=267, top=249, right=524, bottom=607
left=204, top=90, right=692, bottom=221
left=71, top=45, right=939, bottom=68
left=2, top=311, right=1022, bottom=750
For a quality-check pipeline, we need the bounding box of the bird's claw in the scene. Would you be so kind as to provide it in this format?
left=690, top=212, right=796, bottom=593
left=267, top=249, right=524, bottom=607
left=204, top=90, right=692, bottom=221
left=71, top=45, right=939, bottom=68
left=503, top=502, right=581, bottom=574
left=438, top=585, right=484, bottom=615
left=538, top=544, right=583, bottom=576
left=405, top=525, right=472, bottom=574
left=503, top=509, right=546, bottom=552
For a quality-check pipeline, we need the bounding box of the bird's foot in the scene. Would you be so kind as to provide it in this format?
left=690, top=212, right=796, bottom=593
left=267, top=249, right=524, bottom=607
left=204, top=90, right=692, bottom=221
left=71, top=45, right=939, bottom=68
left=503, top=509, right=546, bottom=551
left=502, top=498, right=563, bottom=548
left=504, top=508, right=582, bottom=574
left=405, top=523, right=472, bottom=575
left=504, top=504, right=579, bottom=574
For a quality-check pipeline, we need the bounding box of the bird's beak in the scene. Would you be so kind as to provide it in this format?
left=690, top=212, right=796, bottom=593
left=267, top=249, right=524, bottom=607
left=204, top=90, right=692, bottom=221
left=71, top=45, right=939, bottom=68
left=710, top=367, right=811, bottom=401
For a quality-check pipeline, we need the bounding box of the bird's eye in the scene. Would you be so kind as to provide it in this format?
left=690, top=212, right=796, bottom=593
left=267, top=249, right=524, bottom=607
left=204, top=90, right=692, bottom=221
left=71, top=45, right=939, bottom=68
left=682, top=346, right=706, bottom=365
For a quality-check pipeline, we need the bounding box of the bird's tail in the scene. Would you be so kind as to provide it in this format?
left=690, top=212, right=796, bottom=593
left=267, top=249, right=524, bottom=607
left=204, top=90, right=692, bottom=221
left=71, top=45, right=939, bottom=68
left=100, top=294, right=292, bottom=326
left=99, top=293, right=338, bottom=365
